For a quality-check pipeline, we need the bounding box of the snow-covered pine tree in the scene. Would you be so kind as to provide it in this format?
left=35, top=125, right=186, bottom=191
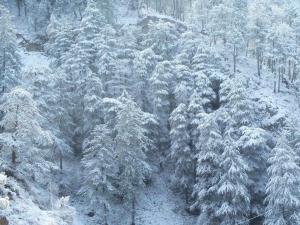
left=132, top=48, right=161, bottom=110
left=187, top=90, right=206, bottom=154
left=141, top=20, right=180, bottom=59
left=77, top=0, right=107, bottom=69
left=192, top=112, right=223, bottom=224
left=59, top=45, right=90, bottom=155
left=238, top=126, right=272, bottom=216
left=46, top=16, right=76, bottom=67
left=173, top=64, right=193, bottom=106
left=22, top=67, right=72, bottom=170
left=82, top=74, right=104, bottom=137
left=0, top=4, right=21, bottom=94
left=225, top=79, right=254, bottom=127
left=176, top=31, right=205, bottom=67
left=81, top=124, right=115, bottom=225
left=114, top=92, right=151, bottom=224
left=150, top=61, right=175, bottom=150
left=169, top=103, right=194, bottom=202
left=264, top=136, right=300, bottom=225
left=217, top=134, right=250, bottom=225
left=114, top=92, right=151, bottom=197
left=0, top=87, right=53, bottom=174
left=193, top=71, right=216, bottom=111
left=96, top=45, right=117, bottom=96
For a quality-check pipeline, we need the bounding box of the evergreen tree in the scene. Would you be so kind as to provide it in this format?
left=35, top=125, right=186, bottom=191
left=150, top=61, right=175, bottom=150
left=225, top=80, right=254, bottom=126
left=264, top=137, right=300, bottom=225
left=169, top=103, right=194, bottom=201
left=0, top=87, right=53, bottom=171
left=81, top=124, right=115, bottom=225
left=0, top=4, right=21, bottom=94
left=114, top=92, right=151, bottom=225
left=217, top=136, right=250, bottom=225
left=46, top=16, right=76, bottom=67
left=132, top=48, right=161, bottom=110
left=238, top=126, right=271, bottom=215
left=192, top=113, right=223, bottom=224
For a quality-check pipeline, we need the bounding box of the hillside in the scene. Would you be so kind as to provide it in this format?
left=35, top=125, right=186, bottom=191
left=0, top=1, right=300, bottom=225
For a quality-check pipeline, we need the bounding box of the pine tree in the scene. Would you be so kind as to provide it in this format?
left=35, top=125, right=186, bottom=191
left=81, top=124, right=115, bottom=225
left=0, top=87, right=53, bottom=170
left=225, top=80, right=254, bottom=126
left=192, top=113, right=223, bottom=224
left=194, top=71, right=216, bottom=111
left=217, top=136, right=250, bottom=225
left=114, top=92, right=151, bottom=225
left=150, top=61, right=175, bottom=150
left=238, top=126, right=271, bottom=215
left=76, top=0, right=110, bottom=70
left=187, top=90, right=206, bottom=153
left=264, top=137, right=300, bottom=225
left=173, top=64, right=194, bottom=106
left=247, top=0, right=270, bottom=77
left=82, top=74, right=104, bottom=137
left=141, top=20, right=180, bottom=59
left=0, top=4, right=21, bottom=94
left=114, top=92, right=151, bottom=198
left=132, top=48, right=161, bottom=110
left=169, top=103, right=194, bottom=201
left=46, top=16, right=76, bottom=67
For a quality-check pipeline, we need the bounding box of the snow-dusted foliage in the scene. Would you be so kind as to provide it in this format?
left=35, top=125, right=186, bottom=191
left=0, top=4, right=21, bottom=94
left=1, top=0, right=300, bottom=224
left=169, top=103, right=194, bottom=198
left=265, top=137, right=300, bottom=225
left=114, top=92, right=151, bottom=201
left=0, top=87, right=53, bottom=166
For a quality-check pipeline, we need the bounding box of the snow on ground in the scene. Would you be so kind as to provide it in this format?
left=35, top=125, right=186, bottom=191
left=115, top=0, right=139, bottom=25
left=239, top=57, right=300, bottom=127
left=64, top=154, right=196, bottom=225
left=73, top=212, right=86, bottom=225
left=136, top=170, right=196, bottom=225
left=20, top=49, right=51, bottom=71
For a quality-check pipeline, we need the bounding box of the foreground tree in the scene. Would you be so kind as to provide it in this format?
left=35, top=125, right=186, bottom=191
left=169, top=103, right=194, bottom=201
left=81, top=124, right=115, bottom=225
left=114, top=92, right=151, bottom=225
left=264, top=137, right=300, bottom=225
left=192, top=113, right=223, bottom=224
left=0, top=87, right=53, bottom=171
left=217, top=136, right=250, bottom=225
left=0, top=4, right=21, bottom=94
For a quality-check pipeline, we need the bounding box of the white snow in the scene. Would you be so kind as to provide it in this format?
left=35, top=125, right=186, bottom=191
left=73, top=212, right=86, bottom=225
left=20, top=49, right=51, bottom=71
left=239, top=57, right=300, bottom=127
left=136, top=170, right=196, bottom=225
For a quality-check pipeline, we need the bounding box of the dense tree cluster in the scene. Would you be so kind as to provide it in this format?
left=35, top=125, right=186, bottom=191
left=1, top=0, right=300, bottom=225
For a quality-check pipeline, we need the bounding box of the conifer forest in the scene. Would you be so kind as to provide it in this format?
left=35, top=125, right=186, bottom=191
left=0, top=0, right=300, bottom=225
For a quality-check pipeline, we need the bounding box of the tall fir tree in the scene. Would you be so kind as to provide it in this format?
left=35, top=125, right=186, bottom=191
left=264, top=137, right=300, bottom=225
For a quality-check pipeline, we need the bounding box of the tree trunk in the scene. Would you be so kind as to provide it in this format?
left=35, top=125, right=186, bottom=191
left=288, top=60, right=291, bottom=81
left=103, top=202, right=108, bottom=225
left=131, top=196, right=136, bottom=225
left=233, top=45, right=237, bottom=74
left=278, top=74, right=281, bottom=93
left=12, top=149, right=16, bottom=164
left=257, top=52, right=261, bottom=78
left=17, top=0, right=22, bottom=16
left=274, top=81, right=277, bottom=93
left=1, top=49, right=6, bottom=94
left=59, top=150, right=63, bottom=171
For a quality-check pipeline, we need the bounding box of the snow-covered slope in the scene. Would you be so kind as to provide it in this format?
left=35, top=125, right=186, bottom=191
left=136, top=170, right=195, bottom=225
